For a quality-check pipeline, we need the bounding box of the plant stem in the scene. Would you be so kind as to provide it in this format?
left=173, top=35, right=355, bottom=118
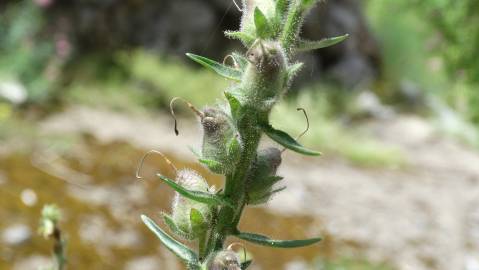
left=204, top=108, right=262, bottom=255
left=53, top=227, right=66, bottom=270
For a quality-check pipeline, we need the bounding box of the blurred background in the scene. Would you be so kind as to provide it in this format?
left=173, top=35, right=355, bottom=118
left=1, top=0, right=479, bottom=269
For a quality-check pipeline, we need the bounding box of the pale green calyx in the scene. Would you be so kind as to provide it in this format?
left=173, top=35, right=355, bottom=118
left=170, top=169, right=213, bottom=240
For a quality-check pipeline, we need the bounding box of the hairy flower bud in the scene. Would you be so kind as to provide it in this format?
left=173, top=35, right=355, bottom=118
left=240, top=40, right=288, bottom=112
left=171, top=169, right=212, bottom=239
left=246, top=147, right=283, bottom=204
left=201, top=106, right=240, bottom=174
left=205, top=249, right=241, bottom=270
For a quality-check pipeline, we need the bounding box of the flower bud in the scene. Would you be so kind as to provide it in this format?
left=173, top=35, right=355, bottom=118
left=201, top=106, right=240, bottom=174
left=171, top=169, right=213, bottom=239
left=205, top=249, right=241, bottom=270
left=241, top=40, right=288, bottom=112
left=245, top=147, right=283, bottom=204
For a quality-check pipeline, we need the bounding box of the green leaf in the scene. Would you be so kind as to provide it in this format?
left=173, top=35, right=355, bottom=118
left=231, top=52, right=248, bottom=71
left=241, top=260, right=253, bottom=269
left=287, top=62, right=304, bottom=78
left=224, top=91, right=242, bottom=119
left=301, top=0, right=320, bottom=10
left=224, top=31, right=255, bottom=46
left=235, top=231, right=321, bottom=248
left=162, top=213, right=194, bottom=240
left=261, top=124, right=321, bottom=156
left=198, top=158, right=223, bottom=172
left=186, top=53, right=241, bottom=81
left=157, top=174, right=233, bottom=207
left=254, top=7, right=272, bottom=39
left=275, top=0, right=288, bottom=20
left=296, top=34, right=349, bottom=52
left=141, top=215, right=199, bottom=264
left=190, top=208, right=206, bottom=235
left=266, top=175, right=284, bottom=185
left=227, top=136, right=241, bottom=160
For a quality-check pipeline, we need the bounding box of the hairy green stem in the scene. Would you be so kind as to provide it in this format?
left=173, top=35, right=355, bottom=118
left=204, top=109, right=262, bottom=255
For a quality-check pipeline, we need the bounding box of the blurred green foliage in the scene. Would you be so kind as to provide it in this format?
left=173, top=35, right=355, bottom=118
left=0, top=1, right=57, bottom=103
left=366, top=0, right=479, bottom=128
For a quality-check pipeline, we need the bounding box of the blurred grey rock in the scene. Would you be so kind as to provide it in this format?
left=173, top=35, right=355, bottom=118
left=13, top=255, right=50, bottom=270
left=302, top=0, right=381, bottom=87
left=2, top=224, right=32, bottom=246
left=0, top=80, right=27, bottom=104
left=0, top=171, right=7, bottom=185
left=124, top=256, right=161, bottom=270
left=284, top=260, right=309, bottom=270
left=42, top=0, right=379, bottom=87
left=354, top=90, right=395, bottom=120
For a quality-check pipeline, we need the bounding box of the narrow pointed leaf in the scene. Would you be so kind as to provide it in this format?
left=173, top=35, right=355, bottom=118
left=186, top=53, right=241, bottom=81
left=235, top=231, right=321, bottom=248
left=296, top=34, right=349, bottom=52
left=301, top=0, right=320, bottom=9
left=241, top=260, right=253, bottom=269
left=198, top=158, right=223, bottom=172
left=162, top=213, right=194, bottom=240
left=275, top=0, right=288, bottom=19
left=224, top=91, right=242, bottom=119
left=157, top=174, right=233, bottom=207
left=286, top=62, right=304, bottom=79
left=141, top=215, right=198, bottom=264
left=225, top=31, right=255, bottom=46
left=254, top=7, right=272, bottom=39
left=261, top=124, right=321, bottom=156
left=227, top=136, right=241, bottom=159
left=266, top=175, right=284, bottom=185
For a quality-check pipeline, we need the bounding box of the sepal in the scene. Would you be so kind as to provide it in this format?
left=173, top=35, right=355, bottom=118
left=157, top=174, right=233, bottom=207
left=224, top=91, right=242, bottom=120
left=296, top=34, right=349, bottom=52
left=254, top=7, right=273, bottom=39
left=186, top=53, right=242, bottom=81
left=162, top=213, right=195, bottom=240
left=225, top=31, right=255, bottom=47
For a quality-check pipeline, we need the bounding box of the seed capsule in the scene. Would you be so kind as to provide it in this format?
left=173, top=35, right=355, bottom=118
left=201, top=106, right=240, bottom=174
left=171, top=169, right=213, bottom=239
left=206, top=250, right=242, bottom=270
left=246, top=147, right=283, bottom=204
left=240, top=40, right=288, bottom=112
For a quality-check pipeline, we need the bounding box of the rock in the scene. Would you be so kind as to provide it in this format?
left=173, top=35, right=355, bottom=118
left=20, top=189, right=38, bottom=207
left=124, top=256, right=161, bottom=270
left=284, top=260, right=309, bottom=270
left=0, top=171, right=7, bottom=185
left=354, top=90, right=395, bottom=120
left=13, top=255, right=51, bottom=270
left=2, top=224, right=32, bottom=246
left=0, top=80, right=28, bottom=104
